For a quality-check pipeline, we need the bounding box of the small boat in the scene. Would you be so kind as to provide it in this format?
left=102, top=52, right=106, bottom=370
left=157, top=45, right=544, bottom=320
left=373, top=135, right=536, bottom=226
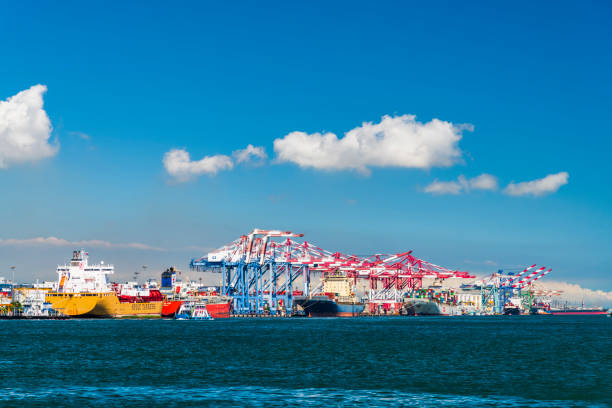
left=175, top=302, right=213, bottom=320
left=191, top=303, right=213, bottom=320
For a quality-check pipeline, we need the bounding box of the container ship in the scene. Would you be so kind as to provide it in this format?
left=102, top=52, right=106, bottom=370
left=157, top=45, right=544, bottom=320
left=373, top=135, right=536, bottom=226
left=295, top=271, right=364, bottom=317
left=159, top=266, right=231, bottom=318
left=45, top=250, right=163, bottom=317
left=401, top=299, right=444, bottom=315
left=401, top=288, right=461, bottom=316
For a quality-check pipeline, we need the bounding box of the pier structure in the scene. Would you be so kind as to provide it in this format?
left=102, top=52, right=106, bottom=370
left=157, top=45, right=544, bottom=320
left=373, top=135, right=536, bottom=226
left=191, top=229, right=475, bottom=315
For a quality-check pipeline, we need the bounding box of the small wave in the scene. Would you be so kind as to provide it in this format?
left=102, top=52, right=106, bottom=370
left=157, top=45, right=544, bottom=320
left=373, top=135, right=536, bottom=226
left=0, top=385, right=606, bottom=407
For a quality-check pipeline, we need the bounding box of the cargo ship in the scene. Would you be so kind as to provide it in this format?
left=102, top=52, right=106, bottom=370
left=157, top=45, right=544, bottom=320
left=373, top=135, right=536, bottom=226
left=45, top=250, right=162, bottom=317
left=295, top=271, right=364, bottom=317
left=400, top=299, right=462, bottom=316
left=543, top=307, right=607, bottom=315
left=159, top=266, right=231, bottom=318
left=112, top=282, right=164, bottom=317
left=401, top=299, right=443, bottom=315
left=162, top=296, right=230, bottom=318
left=530, top=302, right=608, bottom=315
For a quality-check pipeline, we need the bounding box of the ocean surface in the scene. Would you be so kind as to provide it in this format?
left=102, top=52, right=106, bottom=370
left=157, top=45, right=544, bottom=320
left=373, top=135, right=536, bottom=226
left=0, top=316, right=610, bottom=407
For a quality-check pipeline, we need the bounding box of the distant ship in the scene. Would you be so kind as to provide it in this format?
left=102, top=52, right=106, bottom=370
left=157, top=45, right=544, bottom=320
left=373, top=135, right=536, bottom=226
left=546, top=308, right=607, bottom=315
left=45, top=250, right=162, bottom=317
left=530, top=302, right=608, bottom=315
left=295, top=272, right=364, bottom=317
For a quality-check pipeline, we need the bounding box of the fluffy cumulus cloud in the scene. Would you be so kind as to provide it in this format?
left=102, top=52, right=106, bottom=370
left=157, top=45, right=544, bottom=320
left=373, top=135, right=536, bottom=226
left=0, top=237, right=164, bottom=251
left=233, top=144, right=267, bottom=164
left=424, top=173, right=498, bottom=195
left=163, top=149, right=234, bottom=182
left=503, top=172, right=569, bottom=197
left=0, top=84, right=58, bottom=168
left=468, top=173, right=498, bottom=191
left=163, top=144, right=267, bottom=182
left=273, top=114, right=471, bottom=175
left=424, top=179, right=464, bottom=195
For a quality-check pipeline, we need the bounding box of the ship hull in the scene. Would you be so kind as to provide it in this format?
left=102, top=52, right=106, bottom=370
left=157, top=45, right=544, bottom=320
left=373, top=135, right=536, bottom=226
left=113, top=301, right=163, bottom=317
left=162, top=299, right=230, bottom=318
left=402, top=300, right=441, bottom=316
left=402, top=299, right=462, bottom=316
left=46, top=292, right=162, bottom=317
left=205, top=302, right=230, bottom=318
left=297, top=296, right=364, bottom=317
left=549, top=309, right=608, bottom=315
left=45, top=292, right=116, bottom=317
left=162, top=300, right=183, bottom=317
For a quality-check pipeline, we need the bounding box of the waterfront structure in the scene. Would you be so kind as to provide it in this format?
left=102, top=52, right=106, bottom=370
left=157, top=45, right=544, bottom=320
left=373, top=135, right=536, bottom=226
left=191, top=228, right=475, bottom=316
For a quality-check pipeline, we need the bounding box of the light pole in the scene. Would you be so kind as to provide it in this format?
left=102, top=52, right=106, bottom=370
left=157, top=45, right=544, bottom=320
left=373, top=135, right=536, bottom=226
left=9, top=266, right=15, bottom=302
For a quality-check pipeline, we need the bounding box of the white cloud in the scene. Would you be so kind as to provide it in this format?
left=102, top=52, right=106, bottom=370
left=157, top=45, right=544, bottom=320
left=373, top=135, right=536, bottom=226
left=424, top=179, right=463, bottom=195
left=163, top=149, right=233, bottom=182
left=69, top=131, right=91, bottom=141
left=0, top=237, right=164, bottom=251
left=538, top=280, right=612, bottom=308
left=468, top=173, right=498, bottom=191
left=233, top=144, right=267, bottom=164
left=0, top=84, right=58, bottom=168
left=273, top=114, right=471, bottom=175
left=164, top=144, right=268, bottom=182
left=424, top=173, right=498, bottom=195
left=503, top=172, right=569, bottom=197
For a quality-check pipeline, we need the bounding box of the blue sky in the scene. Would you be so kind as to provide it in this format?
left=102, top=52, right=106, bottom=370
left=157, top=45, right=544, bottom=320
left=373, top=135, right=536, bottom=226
left=0, top=1, right=611, bottom=292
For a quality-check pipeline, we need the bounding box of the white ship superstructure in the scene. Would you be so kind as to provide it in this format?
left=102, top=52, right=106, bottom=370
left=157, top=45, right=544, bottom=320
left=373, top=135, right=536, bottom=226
left=56, top=250, right=114, bottom=293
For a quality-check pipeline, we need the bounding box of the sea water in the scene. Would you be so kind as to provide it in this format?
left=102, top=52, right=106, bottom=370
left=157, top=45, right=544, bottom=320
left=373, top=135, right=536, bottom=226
left=0, top=316, right=610, bottom=407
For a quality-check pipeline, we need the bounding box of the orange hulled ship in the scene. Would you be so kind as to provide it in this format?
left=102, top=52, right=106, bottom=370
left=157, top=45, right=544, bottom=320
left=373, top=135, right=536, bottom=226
left=45, top=250, right=162, bottom=317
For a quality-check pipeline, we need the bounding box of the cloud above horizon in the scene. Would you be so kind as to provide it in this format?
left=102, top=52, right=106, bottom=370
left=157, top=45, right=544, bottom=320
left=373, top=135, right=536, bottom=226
left=0, top=237, right=164, bottom=251
left=273, top=114, right=472, bottom=175
left=163, top=144, right=267, bottom=182
left=424, top=173, right=498, bottom=195
left=163, top=149, right=234, bottom=181
left=233, top=144, right=267, bottom=164
left=504, top=172, right=569, bottom=197
left=0, top=84, right=58, bottom=168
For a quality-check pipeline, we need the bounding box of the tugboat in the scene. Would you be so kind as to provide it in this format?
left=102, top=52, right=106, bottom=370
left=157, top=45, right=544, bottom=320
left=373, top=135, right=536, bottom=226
left=294, top=271, right=364, bottom=317
left=175, top=301, right=213, bottom=320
